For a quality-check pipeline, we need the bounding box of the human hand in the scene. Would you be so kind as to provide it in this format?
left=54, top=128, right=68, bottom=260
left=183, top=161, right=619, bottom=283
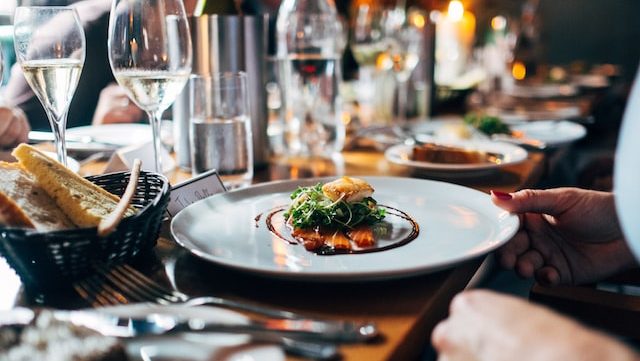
left=432, top=290, right=637, bottom=361
left=491, top=188, right=636, bottom=285
left=0, top=106, right=30, bottom=148
left=92, top=83, right=143, bottom=125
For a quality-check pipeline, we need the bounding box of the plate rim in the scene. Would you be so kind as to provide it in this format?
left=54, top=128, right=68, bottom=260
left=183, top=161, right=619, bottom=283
left=170, top=176, right=520, bottom=282
left=384, top=141, right=528, bottom=171
left=511, top=120, right=587, bottom=147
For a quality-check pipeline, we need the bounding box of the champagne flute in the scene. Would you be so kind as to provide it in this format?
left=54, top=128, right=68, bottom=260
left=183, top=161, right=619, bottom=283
left=0, top=46, right=4, bottom=85
left=379, top=5, right=421, bottom=128
left=108, top=0, right=192, bottom=173
left=13, top=7, right=85, bottom=166
left=350, top=3, right=386, bottom=74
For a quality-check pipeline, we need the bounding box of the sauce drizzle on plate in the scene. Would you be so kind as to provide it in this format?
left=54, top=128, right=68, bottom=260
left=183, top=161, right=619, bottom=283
left=263, top=205, right=420, bottom=255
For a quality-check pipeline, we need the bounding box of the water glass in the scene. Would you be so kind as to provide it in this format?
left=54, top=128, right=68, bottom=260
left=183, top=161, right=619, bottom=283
left=189, top=72, right=253, bottom=189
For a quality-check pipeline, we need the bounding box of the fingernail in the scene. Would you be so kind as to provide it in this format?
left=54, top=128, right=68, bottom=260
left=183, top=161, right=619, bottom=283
left=491, top=190, right=512, bottom=200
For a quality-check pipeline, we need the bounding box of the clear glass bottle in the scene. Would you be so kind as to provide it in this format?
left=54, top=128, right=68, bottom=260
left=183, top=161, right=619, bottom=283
left=276, top=0, right=345, bottom=157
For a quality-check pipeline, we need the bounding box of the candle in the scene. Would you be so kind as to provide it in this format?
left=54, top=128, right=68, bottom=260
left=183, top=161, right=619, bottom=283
left=434, top=0, right=476, bottom=85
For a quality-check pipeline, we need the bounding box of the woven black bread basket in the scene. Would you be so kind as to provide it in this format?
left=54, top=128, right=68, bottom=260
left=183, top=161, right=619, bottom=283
left=0, top=170, right=170, bottom=290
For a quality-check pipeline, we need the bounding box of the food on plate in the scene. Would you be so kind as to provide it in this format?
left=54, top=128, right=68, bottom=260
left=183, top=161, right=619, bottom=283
left=0, top=310, right=128, bottom=361
left=283, top=176, right=386, bottom=253
left=0, top=144, right=136, bottom=230
left=435, top=122, right=473, bottom=140
left=412, top=143, right=500, bottom=164
left=463, top=112, right=511, bottom=136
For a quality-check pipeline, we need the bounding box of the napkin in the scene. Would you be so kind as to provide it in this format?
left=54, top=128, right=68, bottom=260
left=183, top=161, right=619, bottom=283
left=104, top=141, right=175, bottom=174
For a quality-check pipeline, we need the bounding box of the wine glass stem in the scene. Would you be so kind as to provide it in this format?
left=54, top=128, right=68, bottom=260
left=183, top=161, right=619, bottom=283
left=147, top=110, right=163, bottom=173
left=396, top=79, right=408, bottom=127
left=50, top=114, right=68, bottom=167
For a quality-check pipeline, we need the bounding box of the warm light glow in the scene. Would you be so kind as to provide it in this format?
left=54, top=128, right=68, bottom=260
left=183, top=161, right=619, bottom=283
left=491, top=15, right=507, bottom=31
left=410, top=12, right=426, bottom=29
left=447, top=0, right=464, bottom=22
left=341, top=111, right=352, bottom=126
left=512, top=61, right=527, bottom=80
left=376, top=52, right=392, bottom=71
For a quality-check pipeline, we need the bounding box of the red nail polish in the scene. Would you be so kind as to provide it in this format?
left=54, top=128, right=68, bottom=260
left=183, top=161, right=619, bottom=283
left=491, top=190, right=512, bottom=200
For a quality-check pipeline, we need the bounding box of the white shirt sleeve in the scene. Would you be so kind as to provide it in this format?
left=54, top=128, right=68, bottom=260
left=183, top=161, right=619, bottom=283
left=614, top=65, right=640, bottom=260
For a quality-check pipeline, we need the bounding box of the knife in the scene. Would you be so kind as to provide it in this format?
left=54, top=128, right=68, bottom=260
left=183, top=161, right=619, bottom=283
left=56, top=310, right=342, bottom=360
left=59, top=310, right=378, bottom=343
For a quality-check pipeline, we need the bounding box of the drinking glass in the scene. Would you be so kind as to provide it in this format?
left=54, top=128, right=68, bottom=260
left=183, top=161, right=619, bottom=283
left=13, top=7, right=85, bottom=166
left=379, top=5, right=421, bottom=127
left=349, top=2, right=387, bottom=126
left=189, top=72, right=253, bottom=189
left=108, top=0, right=192, bottom=173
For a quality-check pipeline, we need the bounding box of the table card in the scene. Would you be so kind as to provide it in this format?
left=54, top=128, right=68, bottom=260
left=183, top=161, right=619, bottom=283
left=166, top=168, right=226, bottom=217
left=104, top=141, right=175, bottom=174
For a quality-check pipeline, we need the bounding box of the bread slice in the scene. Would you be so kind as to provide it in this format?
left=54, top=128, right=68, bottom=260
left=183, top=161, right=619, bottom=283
left=12, top=144, right=135, bottom=228
left=0, top=162, right=74, bottom=231
left=0, top=191, right=35, bottom=229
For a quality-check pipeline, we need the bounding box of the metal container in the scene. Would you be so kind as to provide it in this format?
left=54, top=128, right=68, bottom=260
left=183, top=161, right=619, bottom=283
left=174, top=14, right=269, bottom=170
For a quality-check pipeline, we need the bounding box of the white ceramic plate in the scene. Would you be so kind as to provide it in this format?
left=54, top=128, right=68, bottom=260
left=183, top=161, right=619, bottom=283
left=411, top=118, right=587, bottom=148
left=504, top=83, right=578, bottom=98
left=98, top=304, right=285, bottom=361
left=171, top=177, right=519, bottom=282
left=385, top=140, right=527, bottom=174
left=511, top=120, right=587, bottom=147
left=66, top=123, right=153, bottom=151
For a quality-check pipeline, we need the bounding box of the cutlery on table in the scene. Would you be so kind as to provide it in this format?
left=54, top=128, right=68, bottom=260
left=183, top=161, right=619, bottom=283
left=75, top=264, right=377, bottom=335
left=57, top=310, right=339, bottom=360
left=63, top=309, right=376, bottom=343
left=489, top=134, right=547, bottom=151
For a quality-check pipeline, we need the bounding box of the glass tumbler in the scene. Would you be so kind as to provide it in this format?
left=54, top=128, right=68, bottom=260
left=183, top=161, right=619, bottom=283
left=189, top=72, right=254, bottom=189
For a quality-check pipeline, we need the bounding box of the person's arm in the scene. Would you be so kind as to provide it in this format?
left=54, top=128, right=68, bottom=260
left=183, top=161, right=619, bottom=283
left=91, top=83, right=143, bottom=125
left=491, top=188, right=637, bottom=285
left=0, top=106, right=30, bottom=148
left=432, top=290, right=638, bottom=361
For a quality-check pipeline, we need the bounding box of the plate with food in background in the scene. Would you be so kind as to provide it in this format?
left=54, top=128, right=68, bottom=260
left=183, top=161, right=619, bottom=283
left=171, top=176, right=519, bottom=281
left=384, top=138, right=528, bottom=176
left=411, top=113, right=585, bottom=149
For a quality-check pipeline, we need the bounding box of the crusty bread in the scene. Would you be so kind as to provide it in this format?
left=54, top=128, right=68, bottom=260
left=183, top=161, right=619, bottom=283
left=0, top=190, right=35, bottom=229
left=12, top=144, right=135, bottom=228
left=0, top=162, right=74, bottom=231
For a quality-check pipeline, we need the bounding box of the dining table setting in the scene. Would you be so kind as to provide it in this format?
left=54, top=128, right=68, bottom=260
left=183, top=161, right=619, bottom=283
left=0, top=0, right=632, bottom=360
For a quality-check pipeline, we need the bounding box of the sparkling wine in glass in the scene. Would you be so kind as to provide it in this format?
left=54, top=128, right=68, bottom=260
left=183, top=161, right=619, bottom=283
left=108, top=0, right=192, bottom=173
left=379, top=5, right=421, bottom=127
left=13, top=7, right=85, bottom=166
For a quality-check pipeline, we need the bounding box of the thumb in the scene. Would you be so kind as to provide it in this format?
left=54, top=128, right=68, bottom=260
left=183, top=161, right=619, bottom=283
left=491, top=188, right=575, bottom=216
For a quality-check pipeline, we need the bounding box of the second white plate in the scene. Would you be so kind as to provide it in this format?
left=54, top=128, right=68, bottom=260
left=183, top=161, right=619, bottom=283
left=385, top=140, right=528, bottom=173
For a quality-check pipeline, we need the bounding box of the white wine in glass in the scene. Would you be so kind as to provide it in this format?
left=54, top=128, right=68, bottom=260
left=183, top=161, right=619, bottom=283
left=13, top=7, right=85, bottom=167
left=108, top=0, right=192, bottom=173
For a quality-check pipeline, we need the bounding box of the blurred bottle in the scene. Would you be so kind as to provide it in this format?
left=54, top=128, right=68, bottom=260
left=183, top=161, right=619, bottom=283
left=276, top=0, right=345, bottom=157
left=194, top=0, right=238, bottom=15
left=511, top=0, right=540, bottom=81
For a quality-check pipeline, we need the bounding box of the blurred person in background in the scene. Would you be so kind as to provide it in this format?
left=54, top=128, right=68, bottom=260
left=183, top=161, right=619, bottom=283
left=432, top=65, right=640, bottom=361
left=0, top=0, right=198, bottom=147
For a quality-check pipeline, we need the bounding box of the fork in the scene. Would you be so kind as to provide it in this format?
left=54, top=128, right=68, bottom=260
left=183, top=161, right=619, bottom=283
left=76, top=264, right=314, bottom=319
left=74, top=264, right=377, bottom=337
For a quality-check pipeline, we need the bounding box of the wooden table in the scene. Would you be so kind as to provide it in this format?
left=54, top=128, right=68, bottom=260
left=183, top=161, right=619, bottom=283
left=0, top=149, right=546, bottom=361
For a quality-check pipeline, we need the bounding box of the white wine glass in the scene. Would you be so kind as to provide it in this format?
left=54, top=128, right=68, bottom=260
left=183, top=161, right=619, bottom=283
left=108, top=0, right=192, bottom=173
left=380, top=5, right=421, bottom=128
left=13, top=7, right=85, bottom=166
left=0, top=46, right=4, bottom=85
